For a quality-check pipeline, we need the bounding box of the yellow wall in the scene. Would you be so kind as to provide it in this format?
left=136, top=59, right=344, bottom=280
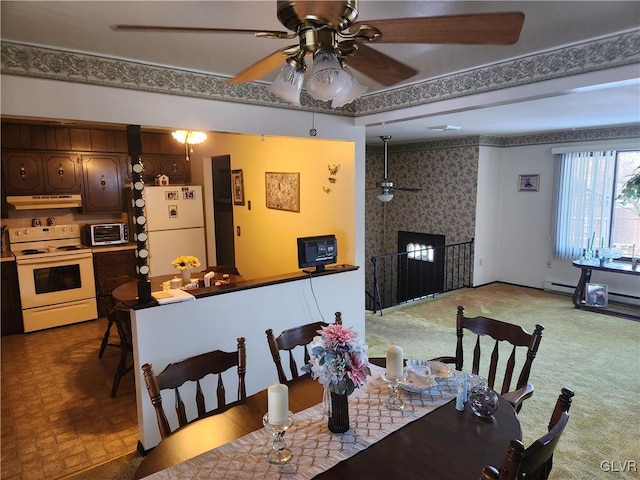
left=200, top=132, right=355, bottom=280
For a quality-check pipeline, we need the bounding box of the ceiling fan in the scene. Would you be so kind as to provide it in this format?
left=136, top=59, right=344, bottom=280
left=367, top=135, right=421, bottom=202
left=111, top=1, right=525, bottom=106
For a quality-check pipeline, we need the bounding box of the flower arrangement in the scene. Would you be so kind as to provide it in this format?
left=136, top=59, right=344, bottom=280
left=302, top=324, right=370, bottom=396
left=171, top=255, right=201, bottom=271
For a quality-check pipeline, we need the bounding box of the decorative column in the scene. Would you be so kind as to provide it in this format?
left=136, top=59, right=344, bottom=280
left=127, top=125, right=152, bottom=304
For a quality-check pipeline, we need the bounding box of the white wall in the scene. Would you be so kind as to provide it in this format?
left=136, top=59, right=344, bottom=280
left=474, top=146, right=502, bottom=285
left=494, top=140, right=640, bottom=301
left=132, top=269, right=364, bottom=450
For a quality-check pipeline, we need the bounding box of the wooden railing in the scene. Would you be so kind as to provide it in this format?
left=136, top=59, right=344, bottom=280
left=367, top=239, right=474, bottom=313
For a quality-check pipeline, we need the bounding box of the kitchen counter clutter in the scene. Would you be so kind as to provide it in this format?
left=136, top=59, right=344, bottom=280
left=118, top=264, right=360, bottom=309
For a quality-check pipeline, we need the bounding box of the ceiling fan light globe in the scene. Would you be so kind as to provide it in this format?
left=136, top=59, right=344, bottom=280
left=307, top=49, right=349, bottom=101
left=331, top=68, right=367, bottom=108
left=377, top=192, right=394, bottom=202
left=267, top=63, right=304, bottom=105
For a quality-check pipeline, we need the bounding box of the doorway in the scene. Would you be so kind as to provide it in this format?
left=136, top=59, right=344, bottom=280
left=211, top=155, right=236, bottom=266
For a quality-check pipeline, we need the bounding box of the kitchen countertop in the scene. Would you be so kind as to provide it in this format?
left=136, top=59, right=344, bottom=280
left=90, top=243, right=137, bottom=253
left=1, top=251, right=15, bottom=262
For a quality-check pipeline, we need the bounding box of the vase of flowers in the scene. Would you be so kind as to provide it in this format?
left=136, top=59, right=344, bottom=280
left=171, top=255, right=200, bottom=285
left=302, top=323, right=370, bottom=433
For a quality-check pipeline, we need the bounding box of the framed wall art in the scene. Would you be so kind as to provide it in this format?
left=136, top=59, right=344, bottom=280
left=231, top=169, right=245, bottom=205
left=265, top=172, right=300, bottom=212
left=518, top=174, right=539, bottom=191
left=585, top=283, right=608, bottom=307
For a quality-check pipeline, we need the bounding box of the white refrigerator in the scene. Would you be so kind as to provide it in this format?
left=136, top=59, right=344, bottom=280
left=143, top=185, right=207, bottom=277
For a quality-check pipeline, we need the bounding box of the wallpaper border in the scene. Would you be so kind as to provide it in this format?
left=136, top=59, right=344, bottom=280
left=2, top=29, right=638, bottom=117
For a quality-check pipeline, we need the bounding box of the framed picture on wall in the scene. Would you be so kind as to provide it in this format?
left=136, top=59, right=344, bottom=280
left=518, top=174, right=539, bottom=191
left=265, top=172, right=300, bottom=212
left=585, top=283, right=608, bottom=307
left=231, top=169, right=245, bottom=205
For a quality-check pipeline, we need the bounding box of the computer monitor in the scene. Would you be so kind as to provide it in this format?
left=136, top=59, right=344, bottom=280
left=297, top=235, right=337, bottom=273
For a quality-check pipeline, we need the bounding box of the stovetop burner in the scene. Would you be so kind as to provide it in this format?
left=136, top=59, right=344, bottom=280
left=22, top=249, right=46, bottom=255
left=57, top=245, right=82, bottom=251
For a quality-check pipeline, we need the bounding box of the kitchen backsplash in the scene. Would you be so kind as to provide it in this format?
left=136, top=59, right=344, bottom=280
left=1, top=208, right=127, bottom=229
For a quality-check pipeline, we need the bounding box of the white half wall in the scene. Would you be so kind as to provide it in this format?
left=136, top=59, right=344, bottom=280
left=131, top=269, right=364, bottom=450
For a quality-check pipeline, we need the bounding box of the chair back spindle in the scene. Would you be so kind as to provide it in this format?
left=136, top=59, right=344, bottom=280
left=266, top=312, right=343, bottom=384
left=142, top=337, right=246, bottom=439
left=453, top=305, right=544, bottom=411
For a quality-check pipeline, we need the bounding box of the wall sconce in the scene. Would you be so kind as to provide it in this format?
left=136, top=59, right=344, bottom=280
left=171, top=130, right=207, bottom=162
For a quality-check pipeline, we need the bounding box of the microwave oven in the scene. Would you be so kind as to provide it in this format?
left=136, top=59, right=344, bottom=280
left=82, top=223, right=129, bottom=246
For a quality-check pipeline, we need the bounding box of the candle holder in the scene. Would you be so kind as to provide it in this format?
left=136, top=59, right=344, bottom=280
left=381, top=370, right=407, bottom=411
left=262, top=412, right=294, bottom=464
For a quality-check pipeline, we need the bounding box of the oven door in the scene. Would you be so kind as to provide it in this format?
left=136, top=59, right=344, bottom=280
left=16, top=252, right=97, bottom=309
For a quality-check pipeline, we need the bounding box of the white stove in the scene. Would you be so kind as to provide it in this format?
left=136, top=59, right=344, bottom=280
left=9, top=224, right=91, bottom=259
left=8, top=224, right=98, bottom=332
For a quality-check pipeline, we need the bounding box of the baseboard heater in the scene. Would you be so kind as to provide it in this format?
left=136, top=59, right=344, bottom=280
left=543, top=281, right=640, bottom=307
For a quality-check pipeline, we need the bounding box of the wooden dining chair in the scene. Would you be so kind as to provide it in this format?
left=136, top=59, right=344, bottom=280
left=265, top=312, right=342, bottom=384
left=433, top=306, right=544, bottom=412
left=110, top=302, right=134, bottom=398
left=480, top=387, right=575, bottom=480
left=142, top=337, right=246, bottom=439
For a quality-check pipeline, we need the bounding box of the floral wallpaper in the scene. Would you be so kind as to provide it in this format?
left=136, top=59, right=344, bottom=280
left=365, top=142, right=479, bottom=305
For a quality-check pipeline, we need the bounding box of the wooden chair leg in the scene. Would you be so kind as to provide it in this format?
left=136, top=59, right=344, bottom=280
left=98, top=314, right=120, bottom=359
left=111, top=346, right=133, bottom=398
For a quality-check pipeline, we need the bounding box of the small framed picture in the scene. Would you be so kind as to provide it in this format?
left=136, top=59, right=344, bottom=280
left=231, top=169, right=245, bottom=206
left=585, top=283, right=608, bottom=307
left=518, top=174, right=539, bottom=191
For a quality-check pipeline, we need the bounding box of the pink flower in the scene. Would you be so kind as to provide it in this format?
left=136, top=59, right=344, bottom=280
left=319, top=324, right=357, bottom=348
left=347, top=352, right=369, bottom=387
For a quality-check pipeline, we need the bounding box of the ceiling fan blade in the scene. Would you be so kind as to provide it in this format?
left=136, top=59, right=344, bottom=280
left=393, top=187, right=422, bottom=192
left=366, top=187, right=382, bottom=193
left=110, top=24, right=291, bottom=38
left=353, top=12, right=525, bottom=45
left=227, top=49, right=289, bottom=84
left=346, top=43, right=418, bottom=86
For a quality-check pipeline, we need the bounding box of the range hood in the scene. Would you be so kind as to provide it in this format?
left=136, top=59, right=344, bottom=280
left=6, top=194, right=83, bottom=210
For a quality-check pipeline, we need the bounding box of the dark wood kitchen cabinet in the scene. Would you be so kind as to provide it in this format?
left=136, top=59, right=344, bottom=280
left=82, top=153, right=125, bottom=213
left=2, top=150, right=83, bottom=195
left=1, top=260, right=24, bottom=336
left=140, top=154, right=190, bottom=184
left=93, top=249, right=137, bottom=317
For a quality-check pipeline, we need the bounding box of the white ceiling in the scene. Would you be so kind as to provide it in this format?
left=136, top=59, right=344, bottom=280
left=1, top=1, right=639, bottom=145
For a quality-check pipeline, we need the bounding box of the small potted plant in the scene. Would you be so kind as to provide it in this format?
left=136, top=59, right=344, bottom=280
left=172, top=255, right=201, bottom=285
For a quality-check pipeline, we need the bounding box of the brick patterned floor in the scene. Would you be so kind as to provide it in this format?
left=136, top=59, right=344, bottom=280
left=1, top=319, right=138, bottom=480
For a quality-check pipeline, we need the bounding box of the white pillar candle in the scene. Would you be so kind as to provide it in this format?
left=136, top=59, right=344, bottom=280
left=386, top=345, right=404, bottom=378
left=267, top=383, right=289, bottom=426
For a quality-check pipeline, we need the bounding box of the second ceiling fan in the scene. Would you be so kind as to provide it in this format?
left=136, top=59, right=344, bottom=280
left=367, top=135, right=421, bottom=202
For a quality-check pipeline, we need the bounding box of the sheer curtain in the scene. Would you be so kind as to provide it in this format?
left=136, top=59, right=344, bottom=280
left=554, top=150, right=616, bottom=259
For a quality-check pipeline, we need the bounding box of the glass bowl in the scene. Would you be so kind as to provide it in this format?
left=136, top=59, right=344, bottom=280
left=468, top=384, right=499, bottom=417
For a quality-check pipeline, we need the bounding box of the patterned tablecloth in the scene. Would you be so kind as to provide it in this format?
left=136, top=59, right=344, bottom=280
left=144, top=365, right=458, bottom=479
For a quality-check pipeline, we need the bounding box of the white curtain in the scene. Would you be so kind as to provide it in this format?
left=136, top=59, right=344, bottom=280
left=554, top=150, right=616, bottom=259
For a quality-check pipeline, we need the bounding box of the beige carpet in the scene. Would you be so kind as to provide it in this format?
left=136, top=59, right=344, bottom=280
left=366, top=283, right=640, bottom=480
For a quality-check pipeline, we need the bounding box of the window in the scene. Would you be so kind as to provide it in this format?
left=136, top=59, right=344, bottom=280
left=554, top=149, right=640, bottom=260
left=406, top=243, right=434, bottom=262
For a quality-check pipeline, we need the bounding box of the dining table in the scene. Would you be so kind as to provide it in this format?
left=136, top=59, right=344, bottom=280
left=134, top=359, right=521, bottom=480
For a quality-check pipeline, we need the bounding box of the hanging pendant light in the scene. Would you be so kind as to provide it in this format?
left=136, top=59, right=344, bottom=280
left=171, top=130, right=207, bottom=162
